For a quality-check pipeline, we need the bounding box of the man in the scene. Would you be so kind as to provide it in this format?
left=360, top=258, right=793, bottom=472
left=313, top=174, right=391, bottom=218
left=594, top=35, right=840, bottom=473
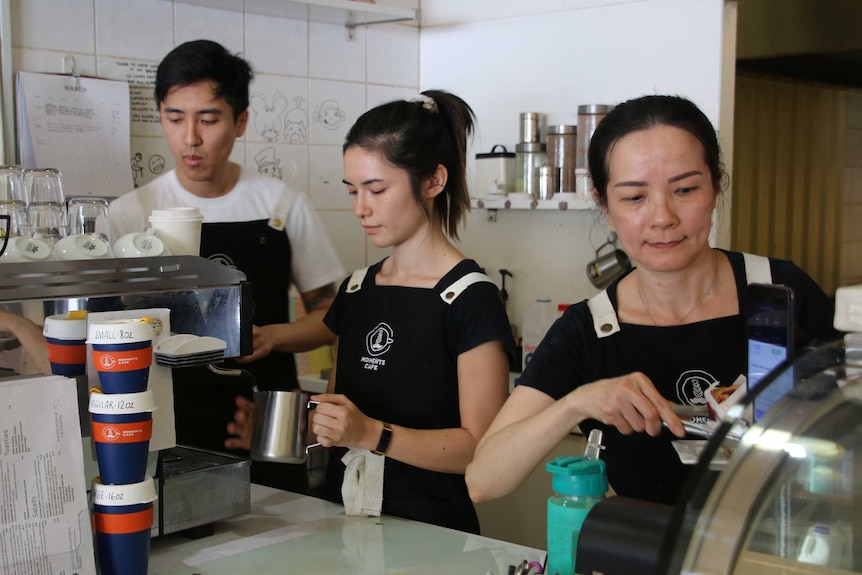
left=110, top=40, right=345, bottom=492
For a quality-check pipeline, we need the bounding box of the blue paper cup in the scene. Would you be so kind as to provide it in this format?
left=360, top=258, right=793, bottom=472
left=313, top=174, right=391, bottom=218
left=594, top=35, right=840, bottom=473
left=43, top=312, right=88, bottom=376
left=91, top=479, right=157, bottom=575
left=87, top=319, right=154, bottom=393
left=89, top=390, right=157, bottom=485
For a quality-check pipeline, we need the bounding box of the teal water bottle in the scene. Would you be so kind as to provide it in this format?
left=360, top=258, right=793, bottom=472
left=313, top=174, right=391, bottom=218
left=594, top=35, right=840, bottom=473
left=546, top=455, right=607, bottom=575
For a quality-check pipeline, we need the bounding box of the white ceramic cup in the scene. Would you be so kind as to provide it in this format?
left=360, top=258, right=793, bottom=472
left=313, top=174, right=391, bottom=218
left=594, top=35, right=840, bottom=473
left=113, top=232, right=171, bottom=258
left=0, top=236, right=56, bottom=263
left=148, top=207, right=203, bottom=256
left=53, top=233, right=114, bottom=260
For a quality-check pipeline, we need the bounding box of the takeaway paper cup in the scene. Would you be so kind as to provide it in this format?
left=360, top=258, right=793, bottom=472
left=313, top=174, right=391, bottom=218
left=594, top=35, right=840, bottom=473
left=87, top=319, right=154, bottom=393
left=43, top=311, right=88, bottom=376
left=148, top=207, right=203, bottom=256
left=89, top=390, right=157, bottom=485
left=91, top=478, right=157, bottom=575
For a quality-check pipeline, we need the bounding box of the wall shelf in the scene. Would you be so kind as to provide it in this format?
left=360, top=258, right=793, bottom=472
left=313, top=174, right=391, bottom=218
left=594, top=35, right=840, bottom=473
left=471, top=196, right=597, bottom=212
left=172, top=0, right=419, bottom=31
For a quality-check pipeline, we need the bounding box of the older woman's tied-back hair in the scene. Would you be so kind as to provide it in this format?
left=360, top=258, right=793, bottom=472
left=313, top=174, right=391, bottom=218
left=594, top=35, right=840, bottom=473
left=587, top=95, right=725, bottom=207
left=343, top=90, right=475, bottom=239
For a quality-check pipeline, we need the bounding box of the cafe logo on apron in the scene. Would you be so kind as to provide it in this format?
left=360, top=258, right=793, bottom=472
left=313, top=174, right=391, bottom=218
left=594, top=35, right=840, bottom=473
left=361, top=322, right=393, bottom=371
left=676, top=369, right=718, bottom=407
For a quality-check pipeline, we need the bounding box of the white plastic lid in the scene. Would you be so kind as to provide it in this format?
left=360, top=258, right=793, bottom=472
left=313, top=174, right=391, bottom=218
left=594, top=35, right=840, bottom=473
left=89, top=389, right=157, bottom=414
left=91, top=477, right=157, bottom=506
left=87, top=318, right=154, bottom=345
left=43, top=312, right=88, bottom=339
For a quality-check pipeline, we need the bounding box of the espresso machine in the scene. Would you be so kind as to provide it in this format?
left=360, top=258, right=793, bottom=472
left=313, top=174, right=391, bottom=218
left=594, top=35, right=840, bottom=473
left=575, top=285, right=862, bottom=574
left=0, top=255, right=255, bottom=537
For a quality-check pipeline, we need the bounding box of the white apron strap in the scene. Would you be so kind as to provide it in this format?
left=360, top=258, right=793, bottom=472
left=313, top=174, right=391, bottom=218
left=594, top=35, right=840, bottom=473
left=585, top=253, right=772, bottom=339
left=267, top=192, right=296, bottom=231
left=742, top=253, right=772, bottom=284
left=439, top=272, right=494, bottom=305
left=587, top=290, right=620, bottom=338
left=346, top=266, right=370, bottom=294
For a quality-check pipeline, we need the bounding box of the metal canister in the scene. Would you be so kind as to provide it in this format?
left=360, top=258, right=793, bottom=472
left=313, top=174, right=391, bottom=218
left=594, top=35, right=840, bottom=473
left=520, top=112, right=546, bottom=144
left=546, top=124, right=577, bottom=194
left=515, top=142, right=546, bottom=198
left=576, top=105, right=611, bottom=171
left=538, top=166, right=560, bottom=200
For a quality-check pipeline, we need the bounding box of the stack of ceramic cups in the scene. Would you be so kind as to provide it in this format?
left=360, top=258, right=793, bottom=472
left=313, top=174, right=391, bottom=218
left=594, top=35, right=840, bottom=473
left=86, top=318, right=157, bottom=575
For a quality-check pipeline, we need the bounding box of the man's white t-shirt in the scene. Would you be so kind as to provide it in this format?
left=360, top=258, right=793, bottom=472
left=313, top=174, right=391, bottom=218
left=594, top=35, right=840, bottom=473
left=109, top=167, right=345, bottom=294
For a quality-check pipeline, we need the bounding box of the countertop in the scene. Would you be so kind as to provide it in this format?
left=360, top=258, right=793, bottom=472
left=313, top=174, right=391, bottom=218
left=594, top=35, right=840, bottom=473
left=149, top=485, right=545, bottom=574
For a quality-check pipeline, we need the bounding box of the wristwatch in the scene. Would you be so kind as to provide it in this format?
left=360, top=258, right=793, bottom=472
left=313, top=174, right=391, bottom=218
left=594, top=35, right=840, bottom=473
left=372, top=421, right=392, bottom=456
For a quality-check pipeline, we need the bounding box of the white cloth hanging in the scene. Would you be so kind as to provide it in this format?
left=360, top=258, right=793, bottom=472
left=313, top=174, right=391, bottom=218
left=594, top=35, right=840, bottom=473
left=340, top=448, right=384, bottom=517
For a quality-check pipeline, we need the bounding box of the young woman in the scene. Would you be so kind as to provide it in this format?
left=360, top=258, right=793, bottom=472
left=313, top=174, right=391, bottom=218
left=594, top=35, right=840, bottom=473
left=466, top=95, right=840, bottom=506
left=310, top=90, right=514, bottom=533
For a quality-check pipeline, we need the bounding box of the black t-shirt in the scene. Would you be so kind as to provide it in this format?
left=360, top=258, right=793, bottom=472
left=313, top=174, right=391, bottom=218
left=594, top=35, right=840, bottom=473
left=323, top=258, right=515, bottom=533
left=518, top=250, right=839, bottom=505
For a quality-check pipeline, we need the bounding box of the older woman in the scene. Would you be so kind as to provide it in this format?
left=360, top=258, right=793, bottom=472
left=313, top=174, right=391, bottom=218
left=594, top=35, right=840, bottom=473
left=466, top=95, right=839, bottom=506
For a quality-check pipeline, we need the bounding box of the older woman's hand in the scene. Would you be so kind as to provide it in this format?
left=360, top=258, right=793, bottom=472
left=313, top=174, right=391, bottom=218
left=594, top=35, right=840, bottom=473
left=573, top=371, right=686, bottom=438
left=225, top=395, right=255, bottom=450
left=0, top=308, right=49, bottom=374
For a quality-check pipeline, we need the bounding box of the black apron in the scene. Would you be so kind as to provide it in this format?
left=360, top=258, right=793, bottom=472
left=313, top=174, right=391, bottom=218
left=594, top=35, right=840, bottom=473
left=199, top=219, right=298, bottom=391
left=172, top=217, right=309, bottom=494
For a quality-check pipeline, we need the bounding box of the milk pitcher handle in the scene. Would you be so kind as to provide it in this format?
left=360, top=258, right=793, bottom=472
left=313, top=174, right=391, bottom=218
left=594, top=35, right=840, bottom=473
left=307, top=400, right=321, bottom=450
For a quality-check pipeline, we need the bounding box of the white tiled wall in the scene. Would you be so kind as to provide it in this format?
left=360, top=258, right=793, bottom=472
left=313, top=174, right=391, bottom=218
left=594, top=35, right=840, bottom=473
left=8, top=0, right=420, bottom=274
left=420, top=0, right=729, bottom=325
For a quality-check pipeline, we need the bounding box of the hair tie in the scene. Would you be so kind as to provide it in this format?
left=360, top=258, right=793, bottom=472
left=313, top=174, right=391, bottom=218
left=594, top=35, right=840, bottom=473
left=408, top=94, right=438, bottom=113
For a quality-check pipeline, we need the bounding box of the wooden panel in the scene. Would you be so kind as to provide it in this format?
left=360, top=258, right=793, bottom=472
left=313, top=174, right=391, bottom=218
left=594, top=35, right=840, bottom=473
left=731, top=75, right=846, bottom=294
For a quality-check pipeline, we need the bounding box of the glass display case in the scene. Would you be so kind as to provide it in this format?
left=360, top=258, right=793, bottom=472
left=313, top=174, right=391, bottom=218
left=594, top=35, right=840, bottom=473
left=662, top=335, right=862, bottom=574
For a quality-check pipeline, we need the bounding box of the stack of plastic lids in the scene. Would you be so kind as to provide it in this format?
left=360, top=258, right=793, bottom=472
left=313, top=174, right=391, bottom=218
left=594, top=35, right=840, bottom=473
left=154, top=334, right=226, bottom=367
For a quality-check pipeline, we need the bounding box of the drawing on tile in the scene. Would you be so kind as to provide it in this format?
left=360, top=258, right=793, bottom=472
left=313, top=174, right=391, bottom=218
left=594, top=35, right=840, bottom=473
left=314, top=99, right=345, bottom=131
left=254, top=147, right=283, bottom=180
left=251, top=92, right=288, bottom=142
left=149, top=154, right=166, bottom=175
left=284, top=97, right=308, bottom=144
left=131, top=153, right=144, bottom=187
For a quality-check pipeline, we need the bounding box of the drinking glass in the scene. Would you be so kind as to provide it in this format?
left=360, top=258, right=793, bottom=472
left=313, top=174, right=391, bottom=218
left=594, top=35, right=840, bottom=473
left=0, top=166, right=29, bottom=237
left=25, top=168, right=66, bottom=243
left=68, top=197, right=111, bottom=244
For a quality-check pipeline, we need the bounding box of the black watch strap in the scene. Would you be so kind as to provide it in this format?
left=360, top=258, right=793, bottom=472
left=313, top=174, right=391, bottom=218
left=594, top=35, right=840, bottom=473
left=372, top=421, right=392, bottom=456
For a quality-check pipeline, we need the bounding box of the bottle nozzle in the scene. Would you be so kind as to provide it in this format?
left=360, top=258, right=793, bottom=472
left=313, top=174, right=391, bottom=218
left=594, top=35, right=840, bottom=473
left=584, top=429, right=605, bottom=460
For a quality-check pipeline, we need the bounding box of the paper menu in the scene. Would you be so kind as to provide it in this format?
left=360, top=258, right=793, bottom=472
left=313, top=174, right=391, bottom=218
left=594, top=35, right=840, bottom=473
left=0, top=374, right=97, bottom=575
left=15, top=71, right=132, bottom=198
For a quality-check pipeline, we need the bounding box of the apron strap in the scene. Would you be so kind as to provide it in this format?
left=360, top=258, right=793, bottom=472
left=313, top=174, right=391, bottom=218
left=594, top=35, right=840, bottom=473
left=267, top=191, right=296, bottom=231
left=345, top=267, right=492, bottom=304
left=588, top=253, right=774, bottom=338
left=438, top=272, right=495, bottom=305
left=587, top=289, right=620, bottom=338
left=346, top=266, right=370, bottom=293
left=742, top=252, right=772, bottom=284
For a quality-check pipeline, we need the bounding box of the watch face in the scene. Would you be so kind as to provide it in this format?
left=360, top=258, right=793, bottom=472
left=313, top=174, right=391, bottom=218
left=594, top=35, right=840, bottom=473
left=374, top=422, right=392, bottom=455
